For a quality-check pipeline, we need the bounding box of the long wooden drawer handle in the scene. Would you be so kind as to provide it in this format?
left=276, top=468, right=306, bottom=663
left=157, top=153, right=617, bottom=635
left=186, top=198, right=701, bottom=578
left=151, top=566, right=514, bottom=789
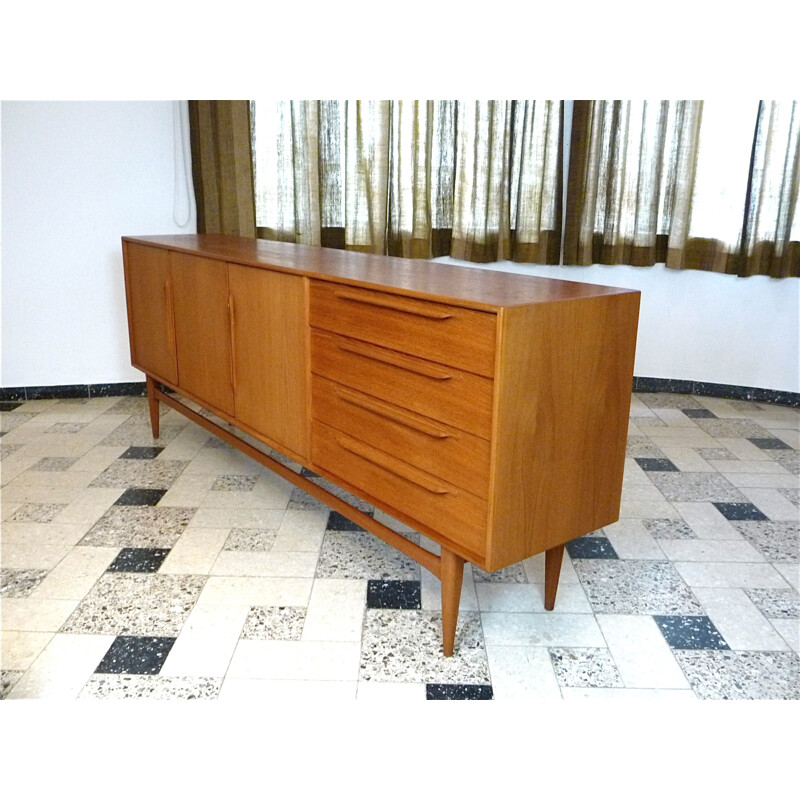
left=337, top=341, right=453, bottom=381
left=336, top=435, right=452, bottom=495
left=334, top=387, right=454, bottom=439
left=333, top=289, right=453, bottom=320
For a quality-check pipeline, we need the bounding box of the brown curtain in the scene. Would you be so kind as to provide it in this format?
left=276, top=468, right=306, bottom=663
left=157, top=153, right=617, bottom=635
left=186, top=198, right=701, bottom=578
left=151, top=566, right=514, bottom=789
left=250, top=100, right=564, bottom=264
left=565, top=100, right=800, bottom=278
left=188, top=100, right=256, bottom=237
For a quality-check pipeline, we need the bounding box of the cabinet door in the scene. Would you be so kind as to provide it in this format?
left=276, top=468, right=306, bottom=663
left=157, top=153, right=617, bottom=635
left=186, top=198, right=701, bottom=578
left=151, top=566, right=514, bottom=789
left=229, top=264, right=309, bottom=458
left=170, top=252, right=235, bottom=416
left=123, top=242, right=178, bottom=385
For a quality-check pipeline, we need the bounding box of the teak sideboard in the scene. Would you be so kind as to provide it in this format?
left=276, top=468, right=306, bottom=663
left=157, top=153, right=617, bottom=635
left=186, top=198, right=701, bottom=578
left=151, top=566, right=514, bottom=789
left=121, top=234, right=640, bottom=656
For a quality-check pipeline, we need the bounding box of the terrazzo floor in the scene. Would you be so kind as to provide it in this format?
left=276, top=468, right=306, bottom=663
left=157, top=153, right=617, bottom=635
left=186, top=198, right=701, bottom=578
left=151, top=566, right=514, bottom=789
left=1, top=391, right=798, bottom=701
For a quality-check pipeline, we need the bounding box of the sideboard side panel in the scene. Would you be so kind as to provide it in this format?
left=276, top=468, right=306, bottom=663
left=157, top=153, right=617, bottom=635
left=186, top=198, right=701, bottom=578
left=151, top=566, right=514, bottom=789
left=486, top=291, right=641, bottom=571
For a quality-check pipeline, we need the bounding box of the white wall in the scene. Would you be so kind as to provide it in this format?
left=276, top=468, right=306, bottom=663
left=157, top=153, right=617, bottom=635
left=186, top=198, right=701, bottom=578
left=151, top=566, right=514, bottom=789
left=436, top=257, right=800, bottom=393
left=1, top=100, right=798, bottom=393
left=1, top=100, right=195, bottom=388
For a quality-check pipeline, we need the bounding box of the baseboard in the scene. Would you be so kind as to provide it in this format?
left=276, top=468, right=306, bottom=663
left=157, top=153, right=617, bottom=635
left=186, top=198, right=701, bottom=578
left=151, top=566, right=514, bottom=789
left=633, top=377, right=799, bottom=408
left=0, top=382, right=147, bottom=402
left=1, top=378, right=798, bottom=408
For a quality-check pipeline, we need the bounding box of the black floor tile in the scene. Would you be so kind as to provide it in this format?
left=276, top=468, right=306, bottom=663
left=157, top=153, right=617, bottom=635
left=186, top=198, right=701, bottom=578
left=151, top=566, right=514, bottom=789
left=747, top=437, right=792, bottom=451
left=653, top=615, right=730, bottom=650
left=634, top=457, right=680, bottom=472
left=95, top=636, right=176, bottom=674
left=682, top=408, right=717, bottom=419
left=712, top=502, right=769, bottom=521
left=565, top=536, right=618, bottom=560
left=426, top=683, right=493, bottom=700
left=120, top=446, right=164, bottom=460
left=107, top=548, right=170, bottom=573
left=367, top=580, right=421, bottom=609
left=326, top=510, right=370, bottom=531
left=114, top=488, right=168, bottom=506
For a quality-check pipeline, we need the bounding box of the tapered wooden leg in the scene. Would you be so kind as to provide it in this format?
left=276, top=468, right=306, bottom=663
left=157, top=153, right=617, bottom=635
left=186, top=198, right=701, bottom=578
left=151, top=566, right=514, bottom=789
left=440, top=548, right=465, bottom=657
left=145, top=375, right=160, bottom=440
left=544, top=544, right=565, bottom=610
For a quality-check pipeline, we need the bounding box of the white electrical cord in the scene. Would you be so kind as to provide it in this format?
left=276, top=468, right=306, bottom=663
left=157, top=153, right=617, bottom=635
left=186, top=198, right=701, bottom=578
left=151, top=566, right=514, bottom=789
left=173, top=100, right=192, bottom=227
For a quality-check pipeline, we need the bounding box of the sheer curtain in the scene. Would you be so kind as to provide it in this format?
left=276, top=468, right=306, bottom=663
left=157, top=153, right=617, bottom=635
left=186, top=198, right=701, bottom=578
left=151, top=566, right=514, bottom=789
left=251, top=100, right=564, bottom=264
left=565, top=100, right=800, bottom=278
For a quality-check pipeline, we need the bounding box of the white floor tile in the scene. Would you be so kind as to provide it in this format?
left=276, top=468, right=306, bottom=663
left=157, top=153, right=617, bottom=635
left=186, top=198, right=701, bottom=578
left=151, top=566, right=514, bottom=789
left=226, top=639, right=361, bottom=681
left=596, top=614, right=689, bottom=689
left=484, top=645, right=562, bottom=699
left=301, top=579, right=367, bottom=642
left=481, top=612, right=605, bottom=648
left=691, top=587, right=790, bottom=651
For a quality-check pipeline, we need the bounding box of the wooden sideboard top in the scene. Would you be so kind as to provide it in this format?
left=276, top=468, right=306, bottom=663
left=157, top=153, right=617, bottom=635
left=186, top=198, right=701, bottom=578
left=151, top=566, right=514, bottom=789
left=123, top=234, right=638, bottom=312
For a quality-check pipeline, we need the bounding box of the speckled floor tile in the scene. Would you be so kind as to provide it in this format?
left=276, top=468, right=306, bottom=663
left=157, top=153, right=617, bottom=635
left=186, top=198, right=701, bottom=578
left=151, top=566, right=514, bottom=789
left=367, top=580, right=421, bottom=609
left=573, top=560, right=704, bottom=615
left=637, top=393, right=703, bottom=410
left=80, top=674, right=221, bottom=699
left=8, top=502, right=67, bottom=522
left=60, top=573, right=206, bottom=636
left=744, top=588, right=800, bottom=618
left=107, top=547, right=171, bottom=573
left=635, top=457, right=680, bottom=472
left=95, top=635, right=176, bottom=674
left=99, top=419, right=184, bottom=447
left=566, top=536, right=619, bottom=559
left=315, top=531, right=421, bottom=580
left=644, top=518, right=699, bottom=539
left=731, top=521, right=799, bottom=563
left=694, top=418, right=773, bottom=439
left=241, top=606, right=306, bottom=640
left=89, top=458, right=188, bottom=489
left=0, top=568, right=49, bottom=597
left=79, top=505, right=195, bottom=548
left=290, top=477, right=373, bottom=513
left=473, top=563, right=528, bottom=583
left=653, top=615, right=730, bottom=649
left=778, top=487, right=800, bottom=507
left=625, top=436, right=666, bottom=458
left=1, top=670, right=25, bottom=698
left=223, top=528, right=278, bottom=551
left=359, top=609, right=489, bottom=684
left=30, top=456, right=79, bottom=472
left=712, top=501, right=769, bottom=521
left=0, top=411, right=36, bottom=432
left=326, top=510, right=369, bottom=531
left=120, top=446, right=164, bottom=459
left=673, top=650, right=800, bottom=699
left=768, top=449, right=800, bottom=475
left=114, top=487, right=168, bottom=506
left=548, top=647, right=624, bottom=688
left=211, top=474, right=257, bottom=491
left=696, top=447, right=737, bottom=460
left=46, top=422, right=88, bottom=434
left=426, top=683, right=493, bottom=699
left=0, top=442, right=24, bottom=460
left=648, top=472, right=747, bottom=503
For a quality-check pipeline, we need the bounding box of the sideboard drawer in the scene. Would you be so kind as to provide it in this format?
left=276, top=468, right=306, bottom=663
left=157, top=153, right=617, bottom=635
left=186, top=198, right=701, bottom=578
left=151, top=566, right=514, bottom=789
left=310, top=330, right=493, bottom=440
left=309, top=280, right=496, bottom=378
left=312, top=421, right=487, bottom=558
left=312, top=376, right=491, bottom=499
